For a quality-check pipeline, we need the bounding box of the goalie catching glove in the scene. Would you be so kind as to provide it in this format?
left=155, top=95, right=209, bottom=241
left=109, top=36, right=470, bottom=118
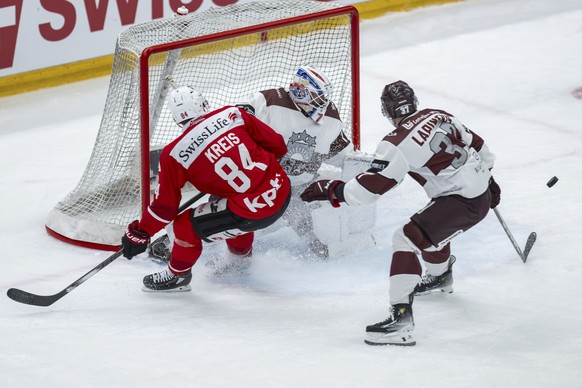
left=121, top=220, right=151, bottom=259
left=300, top=179, right=344, bottom=208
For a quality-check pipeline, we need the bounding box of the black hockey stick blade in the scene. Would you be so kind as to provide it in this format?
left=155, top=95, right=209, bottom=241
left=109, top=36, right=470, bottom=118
left=522, top=232, right=537, bottom=263
left=6, top=250, right=123, bottom=307
left=7, top=287, right=67, bottom=307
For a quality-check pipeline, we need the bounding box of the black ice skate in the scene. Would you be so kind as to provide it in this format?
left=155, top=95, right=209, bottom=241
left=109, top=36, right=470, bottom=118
left=142, top=269, right=192, bottom=292
left=148, top=234, right=171, bottom=263
left=414, top=255, right=456, bottom=296
left=365, top=303, right=415, bottom=346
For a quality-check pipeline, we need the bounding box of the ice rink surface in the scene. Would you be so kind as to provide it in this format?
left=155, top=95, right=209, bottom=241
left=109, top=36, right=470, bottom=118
left=1, top=0, right=581, bottom=386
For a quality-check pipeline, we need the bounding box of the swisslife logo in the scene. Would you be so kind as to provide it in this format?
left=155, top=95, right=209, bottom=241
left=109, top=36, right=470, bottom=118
left=0, top=0, right=240, bottom=72
left=0, top=0, right=22, bottom=70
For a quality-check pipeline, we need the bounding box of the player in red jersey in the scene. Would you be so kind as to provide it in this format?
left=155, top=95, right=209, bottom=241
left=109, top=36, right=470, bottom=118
left=121, top=86, right=291, bottom=292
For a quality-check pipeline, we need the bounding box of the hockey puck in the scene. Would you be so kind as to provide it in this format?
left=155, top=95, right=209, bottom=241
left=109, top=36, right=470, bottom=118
left=546, top=176, right=558, bottom=187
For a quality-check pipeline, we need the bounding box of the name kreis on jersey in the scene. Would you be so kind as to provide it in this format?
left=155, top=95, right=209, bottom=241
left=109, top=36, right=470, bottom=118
left=170, top=107, right=244, bottom=168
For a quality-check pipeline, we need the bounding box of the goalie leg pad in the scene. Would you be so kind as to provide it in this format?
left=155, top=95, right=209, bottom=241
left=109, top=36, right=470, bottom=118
left=311, top=202, right=376, bottom=258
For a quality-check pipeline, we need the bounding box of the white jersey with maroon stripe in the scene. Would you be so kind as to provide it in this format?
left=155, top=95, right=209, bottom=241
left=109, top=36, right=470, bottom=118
left=237, top=87, right=350, bottom=186
left=343, top=109, right=495, bottom=206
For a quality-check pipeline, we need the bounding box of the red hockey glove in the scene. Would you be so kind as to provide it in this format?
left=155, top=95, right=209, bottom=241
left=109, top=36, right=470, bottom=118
left=300, top=179, right=343, bottom=208
left=121, top=220, right=151, bottom=260
left=488, top=177, right=501, bottom=209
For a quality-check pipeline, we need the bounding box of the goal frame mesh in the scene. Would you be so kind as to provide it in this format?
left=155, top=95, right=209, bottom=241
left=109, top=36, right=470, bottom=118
left=46, top=1, right=360, bottom=251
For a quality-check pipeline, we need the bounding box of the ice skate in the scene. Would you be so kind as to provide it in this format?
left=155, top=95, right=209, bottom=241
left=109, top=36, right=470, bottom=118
left=148, top=234, right=171, bottom=263
left=365, top=303, right=415, bottom=346
left=414, top=255, right=456, bottom=296
left=142, top=269, right=192, bottom=292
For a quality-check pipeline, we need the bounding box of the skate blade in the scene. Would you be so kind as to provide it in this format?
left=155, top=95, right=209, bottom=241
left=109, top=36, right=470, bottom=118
left=364, top=331, right=416, bottom=346
left=414, top=285, right=453, bottom=296
left=141, top=285, right=192, bottom=293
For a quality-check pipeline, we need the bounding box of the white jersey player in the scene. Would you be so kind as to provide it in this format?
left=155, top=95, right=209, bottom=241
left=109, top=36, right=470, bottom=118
left=301, top=81, right=501, bottom=346
left=236, top=65, right=351, bottom=258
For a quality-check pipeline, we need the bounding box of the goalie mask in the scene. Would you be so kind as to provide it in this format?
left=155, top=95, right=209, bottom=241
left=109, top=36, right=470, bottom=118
left=168, top=86, right=210, bottom=128
left=381, top=81, right=418, bottom=126
left=289, top=66, right=333, bottom=124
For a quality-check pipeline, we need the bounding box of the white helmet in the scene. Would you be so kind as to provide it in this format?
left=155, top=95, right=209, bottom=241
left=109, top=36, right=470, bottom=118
left=168, top=86, right=210, bottom=127
left=289, top=66, right=332, bottom=124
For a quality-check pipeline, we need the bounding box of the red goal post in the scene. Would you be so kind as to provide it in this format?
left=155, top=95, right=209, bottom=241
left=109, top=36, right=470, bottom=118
left=46, top=0, right=360, bottom=251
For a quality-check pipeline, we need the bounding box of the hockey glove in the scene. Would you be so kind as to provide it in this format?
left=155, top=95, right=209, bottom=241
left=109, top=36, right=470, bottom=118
left=488, top=177, right=501, bottom=209
left=300, top=179, right=343, bottom=208
left=121, top=220, right=151, bottom=260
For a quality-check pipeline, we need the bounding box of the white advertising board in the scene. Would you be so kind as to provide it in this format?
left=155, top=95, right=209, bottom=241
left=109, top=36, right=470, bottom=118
left=0, top=0, right=244, bottom=77
left=0, top=0, right=364, bottom=78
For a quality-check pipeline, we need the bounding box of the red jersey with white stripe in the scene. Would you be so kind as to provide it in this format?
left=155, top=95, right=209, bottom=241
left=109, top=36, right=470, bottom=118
left=342, top=108, right=495, bottom=206
left=139, top=106, right=290, bottom=236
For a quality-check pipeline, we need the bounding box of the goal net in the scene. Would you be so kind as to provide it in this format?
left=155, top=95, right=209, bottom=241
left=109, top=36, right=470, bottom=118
left=45, top=0, right=360, bottom=250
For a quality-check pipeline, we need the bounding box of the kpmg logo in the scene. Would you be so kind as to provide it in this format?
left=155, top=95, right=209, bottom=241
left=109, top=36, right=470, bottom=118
left=0, top=0, right=22, bottom=69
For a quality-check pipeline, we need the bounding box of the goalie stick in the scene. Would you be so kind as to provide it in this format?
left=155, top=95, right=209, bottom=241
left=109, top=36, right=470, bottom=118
left=7, top=192, right=206, bottom=307
left=493, top=207, right=537, bottom=263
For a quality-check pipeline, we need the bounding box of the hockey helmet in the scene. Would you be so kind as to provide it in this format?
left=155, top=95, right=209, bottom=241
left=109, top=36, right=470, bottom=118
left=289, top=65, right=333, bottom=124
left=381, top=81, right=418, bottom=126
left=168, top=86, right=210, bottom=127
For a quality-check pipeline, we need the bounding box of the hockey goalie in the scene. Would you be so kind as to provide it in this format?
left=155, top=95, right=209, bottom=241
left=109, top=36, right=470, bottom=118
left=149, top=66, right=376, bottom=267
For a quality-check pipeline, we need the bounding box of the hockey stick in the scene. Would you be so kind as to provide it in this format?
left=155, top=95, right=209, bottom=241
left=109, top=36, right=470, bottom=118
left=493, top=207, right=537, bottom=263
left=7, top=192, right=207, bottom=307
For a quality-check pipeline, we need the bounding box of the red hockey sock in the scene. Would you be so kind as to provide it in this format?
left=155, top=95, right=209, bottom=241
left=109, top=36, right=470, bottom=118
left=226, top=233, right=254, bottom=256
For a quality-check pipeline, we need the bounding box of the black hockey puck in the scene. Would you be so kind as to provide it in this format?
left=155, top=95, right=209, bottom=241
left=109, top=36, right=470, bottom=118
left=546, top=176, right=558, bottom=187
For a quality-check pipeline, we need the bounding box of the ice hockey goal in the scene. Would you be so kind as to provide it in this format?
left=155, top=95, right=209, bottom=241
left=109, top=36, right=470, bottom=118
left=45, top=0, right=360, bottom=250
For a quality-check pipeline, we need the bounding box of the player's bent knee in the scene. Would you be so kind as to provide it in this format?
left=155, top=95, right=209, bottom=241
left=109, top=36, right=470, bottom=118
left=392, top=226, right=417, bottom=253
left=173, top=209, right=201, bottom=247
left=393, top=221, right=432, bottom=253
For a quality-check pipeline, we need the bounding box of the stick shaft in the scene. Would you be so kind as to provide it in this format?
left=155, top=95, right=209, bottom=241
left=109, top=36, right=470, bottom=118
left=493, top=208, right=526, bottom=262
left=7, top=192, right=207, bottom=307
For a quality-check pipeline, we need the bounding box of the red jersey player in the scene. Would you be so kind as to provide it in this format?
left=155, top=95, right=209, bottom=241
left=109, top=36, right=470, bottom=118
left=301, top=81, right=501, bottom=346
left=121, top=86, right=291, bottom=292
